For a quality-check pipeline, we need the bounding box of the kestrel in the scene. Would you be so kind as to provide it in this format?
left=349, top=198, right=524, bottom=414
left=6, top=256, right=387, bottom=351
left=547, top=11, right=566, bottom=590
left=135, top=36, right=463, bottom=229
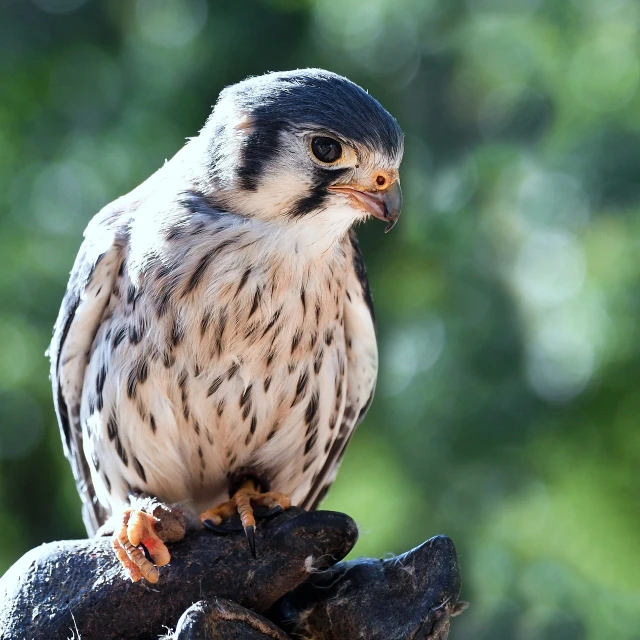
left=49, top=69, right=403, bottom=582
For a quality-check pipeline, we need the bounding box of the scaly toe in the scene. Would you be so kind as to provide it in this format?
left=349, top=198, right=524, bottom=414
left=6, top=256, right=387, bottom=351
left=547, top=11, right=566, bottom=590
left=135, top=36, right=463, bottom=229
left=111, top=508, right=167, bottom=583
left=259, top=492, right=292, bottom=512
left=112, top=536, right=143, bottom=582
left=199, top=497, right=238, bottom=527
left=127, top=508, right=171, bottom=567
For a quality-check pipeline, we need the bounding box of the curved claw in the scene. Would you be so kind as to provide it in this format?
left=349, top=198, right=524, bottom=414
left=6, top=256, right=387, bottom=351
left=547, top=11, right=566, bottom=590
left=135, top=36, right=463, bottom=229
left=245, top=524, right=256, bottom=558
left=261, top=504, right=285, bottom=519
left=200, top=481, right=291, bottom=558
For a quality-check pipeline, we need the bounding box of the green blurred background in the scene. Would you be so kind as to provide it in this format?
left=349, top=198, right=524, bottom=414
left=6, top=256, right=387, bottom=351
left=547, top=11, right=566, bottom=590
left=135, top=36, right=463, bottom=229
left=1, top=0, right=639, bottom=637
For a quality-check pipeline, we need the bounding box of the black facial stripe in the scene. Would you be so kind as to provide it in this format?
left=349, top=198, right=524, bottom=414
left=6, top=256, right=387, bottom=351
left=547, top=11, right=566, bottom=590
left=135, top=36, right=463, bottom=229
left=237, top=126, right=283, bottom=191
left=289, top=166, right=350, bottom=218
left=289, top=186, right=329, bottom=218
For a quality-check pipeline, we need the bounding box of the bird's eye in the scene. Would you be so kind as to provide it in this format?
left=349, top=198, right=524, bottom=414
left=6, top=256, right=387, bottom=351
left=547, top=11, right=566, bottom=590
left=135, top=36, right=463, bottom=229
left=311, top=136, right=342, bottom=164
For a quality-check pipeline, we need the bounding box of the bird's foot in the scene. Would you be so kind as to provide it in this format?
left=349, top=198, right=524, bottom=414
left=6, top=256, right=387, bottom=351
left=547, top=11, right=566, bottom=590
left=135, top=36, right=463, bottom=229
left=199, top=478, right=291, bottom=557
left=111, top=508, right=170, bottom=583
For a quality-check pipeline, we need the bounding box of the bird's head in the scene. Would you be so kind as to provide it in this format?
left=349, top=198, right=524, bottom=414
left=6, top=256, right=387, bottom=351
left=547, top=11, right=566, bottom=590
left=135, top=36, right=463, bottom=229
left=192, top=69, right=404, bottom=246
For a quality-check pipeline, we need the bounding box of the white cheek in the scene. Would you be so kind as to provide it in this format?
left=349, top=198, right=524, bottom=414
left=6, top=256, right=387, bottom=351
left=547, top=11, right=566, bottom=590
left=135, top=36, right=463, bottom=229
left=241, top=170, right=310, bottom=219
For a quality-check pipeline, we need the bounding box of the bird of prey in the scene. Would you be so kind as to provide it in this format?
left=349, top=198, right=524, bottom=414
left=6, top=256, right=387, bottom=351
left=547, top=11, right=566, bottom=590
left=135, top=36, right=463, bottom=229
left=49, top=69, right=403, bottom=582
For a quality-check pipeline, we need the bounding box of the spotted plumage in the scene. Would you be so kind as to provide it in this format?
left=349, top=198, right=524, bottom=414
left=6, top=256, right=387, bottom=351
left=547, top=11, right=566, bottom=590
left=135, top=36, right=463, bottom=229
left=50, top=69, right=403, bottom=539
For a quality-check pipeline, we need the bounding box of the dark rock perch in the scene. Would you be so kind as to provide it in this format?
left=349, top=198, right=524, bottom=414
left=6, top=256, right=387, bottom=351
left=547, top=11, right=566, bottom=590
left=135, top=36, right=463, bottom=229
left=0, top=509, right=465, bottom=640
left=270, top=534, right=467, bottom=640
left=172, top=599, right=290, bottom=640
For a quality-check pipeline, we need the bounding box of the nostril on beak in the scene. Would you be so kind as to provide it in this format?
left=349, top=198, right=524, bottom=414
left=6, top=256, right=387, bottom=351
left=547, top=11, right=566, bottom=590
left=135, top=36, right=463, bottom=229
left=375, top=174, right=387, bottom=187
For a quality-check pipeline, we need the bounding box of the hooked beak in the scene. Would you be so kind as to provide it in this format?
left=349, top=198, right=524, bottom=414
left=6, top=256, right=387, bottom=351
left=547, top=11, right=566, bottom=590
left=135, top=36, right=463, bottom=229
left=328, top=180, right=403, bottom=232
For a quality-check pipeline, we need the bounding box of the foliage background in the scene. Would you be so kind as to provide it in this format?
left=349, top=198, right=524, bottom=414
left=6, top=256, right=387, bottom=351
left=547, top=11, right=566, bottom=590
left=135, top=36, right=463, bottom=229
left=1, top=0, right=639, bottom=637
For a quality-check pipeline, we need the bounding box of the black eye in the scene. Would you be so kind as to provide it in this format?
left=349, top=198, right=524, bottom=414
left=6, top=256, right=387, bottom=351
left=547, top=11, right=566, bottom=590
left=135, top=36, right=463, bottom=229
left=311, top=136, right=342, bottom=164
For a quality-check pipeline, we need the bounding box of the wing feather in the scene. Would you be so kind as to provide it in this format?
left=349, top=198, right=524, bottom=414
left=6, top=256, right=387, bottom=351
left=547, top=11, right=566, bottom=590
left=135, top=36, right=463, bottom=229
left=49, top=207, right=126, bottom=535
left=49, top=151, right=180, bottom=534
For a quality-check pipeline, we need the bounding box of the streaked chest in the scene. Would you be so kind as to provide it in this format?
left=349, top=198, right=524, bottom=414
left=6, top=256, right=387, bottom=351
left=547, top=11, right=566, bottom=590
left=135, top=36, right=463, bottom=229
left=87, top=215, right=351, bottom=506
